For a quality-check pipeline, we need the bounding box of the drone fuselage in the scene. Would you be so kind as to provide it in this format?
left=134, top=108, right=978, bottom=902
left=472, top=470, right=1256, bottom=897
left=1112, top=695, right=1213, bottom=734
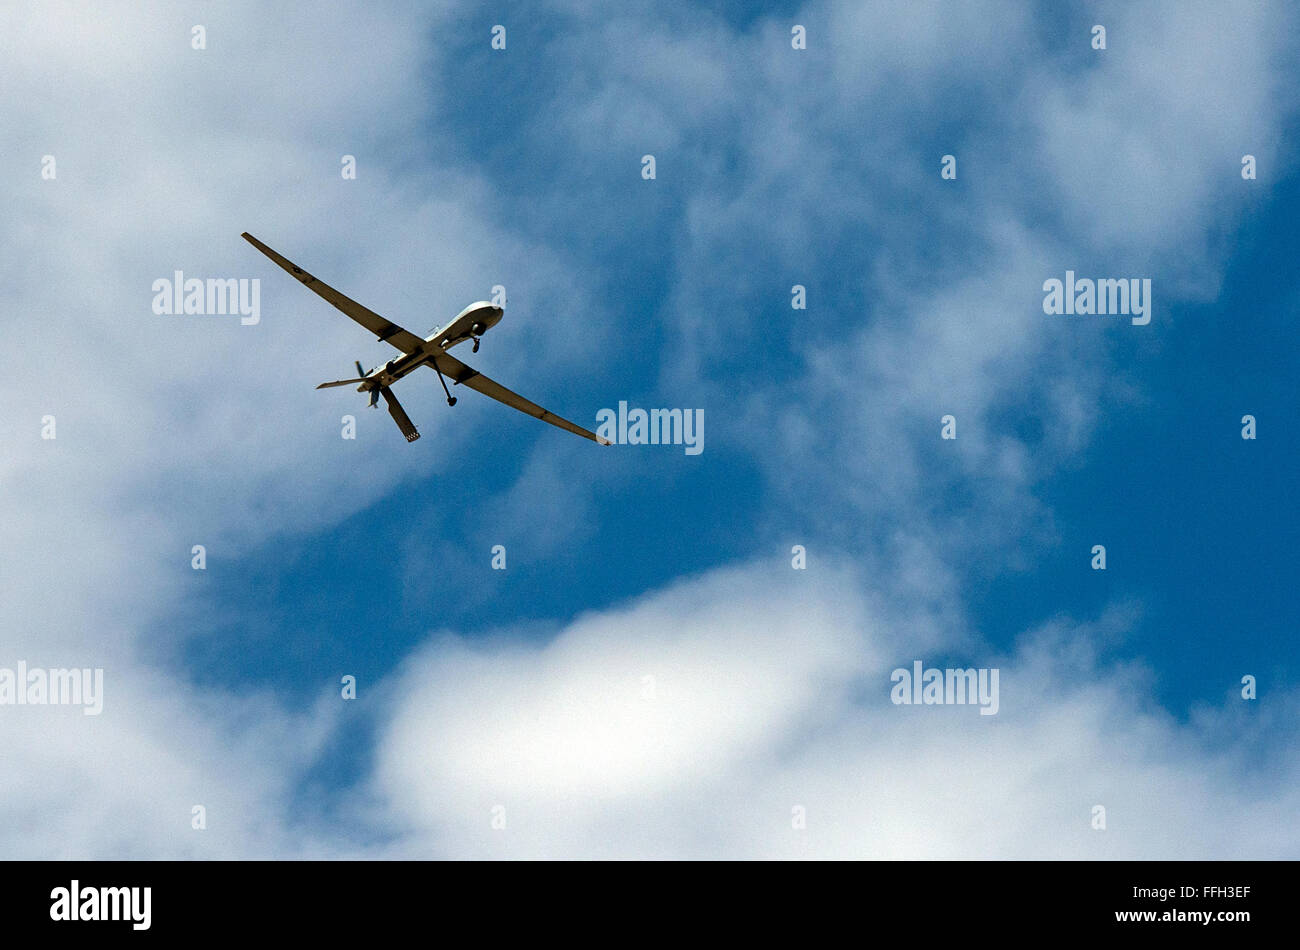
left=357, top=301, right=502, bottom=390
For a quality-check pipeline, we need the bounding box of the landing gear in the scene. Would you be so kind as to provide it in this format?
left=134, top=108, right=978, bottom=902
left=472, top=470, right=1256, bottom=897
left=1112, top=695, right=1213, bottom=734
left=471, top=336, right=480, bottom=353
left=432, top=362, right=458, bottom=406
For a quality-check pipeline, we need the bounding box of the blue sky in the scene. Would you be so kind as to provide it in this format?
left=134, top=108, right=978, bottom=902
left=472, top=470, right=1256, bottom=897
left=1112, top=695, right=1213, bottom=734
left=3, top=0, right=1298, bottom=858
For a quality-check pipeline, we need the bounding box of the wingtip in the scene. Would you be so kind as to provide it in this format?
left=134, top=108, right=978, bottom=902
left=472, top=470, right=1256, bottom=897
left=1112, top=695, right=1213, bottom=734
left=597, top=437, right=613, bottom=446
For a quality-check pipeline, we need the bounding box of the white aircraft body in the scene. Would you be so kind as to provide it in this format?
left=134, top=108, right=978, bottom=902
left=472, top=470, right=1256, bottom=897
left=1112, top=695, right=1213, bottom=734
left=243, top=233, right=610, bottom=445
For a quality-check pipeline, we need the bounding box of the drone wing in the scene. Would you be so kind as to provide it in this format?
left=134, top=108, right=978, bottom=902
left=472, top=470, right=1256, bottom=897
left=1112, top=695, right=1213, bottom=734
left=429, top=351, right=611, bottom=445
left=242, top=232, right=427, bottom=354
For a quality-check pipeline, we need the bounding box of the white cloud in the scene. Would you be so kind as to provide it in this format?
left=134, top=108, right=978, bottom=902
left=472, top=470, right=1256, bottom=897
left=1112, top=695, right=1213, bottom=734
left=1032, top=0, right=1295, bottom=279
left=363, top=561, right=1300, bottom=859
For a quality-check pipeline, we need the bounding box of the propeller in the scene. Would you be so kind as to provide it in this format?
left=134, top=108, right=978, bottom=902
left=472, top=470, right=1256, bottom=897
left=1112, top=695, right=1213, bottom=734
left=357, top=360, right=380, bottom=408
